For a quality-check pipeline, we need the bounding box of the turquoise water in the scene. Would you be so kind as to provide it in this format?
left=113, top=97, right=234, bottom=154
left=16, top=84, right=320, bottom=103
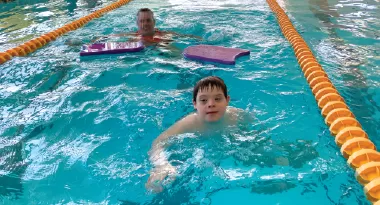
left=1, top=0, right=379, bottom=204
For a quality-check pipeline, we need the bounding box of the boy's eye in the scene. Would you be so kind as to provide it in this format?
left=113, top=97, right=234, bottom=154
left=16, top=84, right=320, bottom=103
left=200, top=99, right=207, bottom=103
left=215, top=97, right=221, bottom=101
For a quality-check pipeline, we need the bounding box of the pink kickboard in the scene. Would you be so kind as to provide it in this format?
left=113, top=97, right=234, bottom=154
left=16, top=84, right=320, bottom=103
left=183, top=45, right=250, bottom=65
left=80, top=41, right=144, bottom=56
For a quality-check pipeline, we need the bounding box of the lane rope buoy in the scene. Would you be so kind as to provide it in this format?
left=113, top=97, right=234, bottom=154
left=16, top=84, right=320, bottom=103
left=267, top=0, right=380, bottom=203
left=0, top=0, right=132, bottom=65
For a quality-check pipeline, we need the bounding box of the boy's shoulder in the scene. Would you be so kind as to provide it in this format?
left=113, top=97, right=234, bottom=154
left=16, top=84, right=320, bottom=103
left=175, top=113, right=200, bottom=131
left=227, top=106, right=244, bottom=113
left=180, top=113, right=198, bottom=123
left=226, top=107, right=254, bottom=124
left=226, top=106, right=245, bottom=118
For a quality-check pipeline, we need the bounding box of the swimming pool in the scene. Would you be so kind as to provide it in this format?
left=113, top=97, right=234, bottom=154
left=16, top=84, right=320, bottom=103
left=1, top=0, right=379, bottom=204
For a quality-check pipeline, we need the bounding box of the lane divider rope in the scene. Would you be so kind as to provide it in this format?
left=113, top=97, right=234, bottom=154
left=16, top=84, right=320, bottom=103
left=266, top=0, right=380, bottom=203
left=0, top=0, right=132, bottom=65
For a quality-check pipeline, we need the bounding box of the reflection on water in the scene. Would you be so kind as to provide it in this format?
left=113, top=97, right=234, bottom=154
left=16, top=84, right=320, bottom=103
left=0, top=124, right=52, bottom=199
left=129, top=126, right=319, bottom=204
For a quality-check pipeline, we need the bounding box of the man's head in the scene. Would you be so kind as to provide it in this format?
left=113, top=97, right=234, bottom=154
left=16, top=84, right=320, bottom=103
left=137, top=8, right=156, bottom=37
left=193, top=76, right=230, bottom=122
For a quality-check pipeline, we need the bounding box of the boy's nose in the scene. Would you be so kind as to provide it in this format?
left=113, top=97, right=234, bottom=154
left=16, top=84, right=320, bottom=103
left=207, top=99, right=216, bottom=107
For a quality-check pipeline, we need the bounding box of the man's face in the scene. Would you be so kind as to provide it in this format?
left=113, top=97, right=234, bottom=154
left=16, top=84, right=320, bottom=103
left=137, top=11, right=155, bottom=36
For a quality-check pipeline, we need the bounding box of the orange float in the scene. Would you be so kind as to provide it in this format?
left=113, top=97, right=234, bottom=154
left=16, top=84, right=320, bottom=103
left=315, top=87, right=338, bottom=101
left=0, top=52, right=12, bottom=60
left=18, top=44, right=32, bottom=54
left=30, top=39, right=43, bottom=48
left=0, top=56, right=6, bottom=64
left=41, top=35, right=52, bottom=42
left=288, top=35, right=304, bottom=41
left=341, top=138, right=375, bottom=159
left=24, top=41, right=37, bottom=51
left=365, top=178, right=380, bottom=202
left=295, top=50, right=314, bottom=59
left=6, top=47, right=26, bottom=56
left=321, top=101, right=348, bottom=117
left=5, top=49, right=18, bottom=57
left=310, top=76, right=331, bottom=88
left=317, top=93, right=344, bottom=109
left=298, top=54, right=316, bottom=64
left=330, top=117, right=361, bottom=136
left=303, top=66, right=323, bottom=78
left=301, top=62, right=321, bottom=72
left=335, top=127, right=368, bottom=147
left=325, top=108, right=354, bottom=126
left=53, top=29, right=64, bottom=36
left=306, top=71, right=327, bottom=83
left=350, top=150, right=380, bottom=169
left=36, top=37, right=47, bottom=45
left=311, top=82, right=335, bottom=96
left=356, top=161, right=380, bottom=185
left=44, top=33, right=56, bottom=41
left=300, top=60, right=318, bottom=72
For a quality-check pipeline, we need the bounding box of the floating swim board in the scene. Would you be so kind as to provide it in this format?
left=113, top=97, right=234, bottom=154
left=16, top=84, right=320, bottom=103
left=183, top=45, right=250, bottom=65
left=80, top=41, right=144, bottom=56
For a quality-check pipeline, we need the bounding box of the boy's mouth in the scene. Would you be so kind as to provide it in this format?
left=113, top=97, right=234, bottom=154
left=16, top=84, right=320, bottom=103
left=206, top=111, right=218, bottom=115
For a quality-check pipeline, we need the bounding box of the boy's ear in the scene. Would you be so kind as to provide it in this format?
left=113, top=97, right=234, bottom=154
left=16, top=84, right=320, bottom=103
left=193, top=100, right=197, bottom=108
left=226, top=95, right=230, bottom=103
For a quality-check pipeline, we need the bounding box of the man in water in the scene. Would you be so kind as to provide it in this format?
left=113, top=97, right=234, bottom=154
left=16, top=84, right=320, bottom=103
left=135, top=8, right=167, bottom=43
left=90, top=8, right=200, bottom=45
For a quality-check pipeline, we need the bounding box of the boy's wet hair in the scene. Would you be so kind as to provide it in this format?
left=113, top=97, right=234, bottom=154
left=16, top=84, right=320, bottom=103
left=137, top=8, right=154, bottom=17
left=193, top=76, right=228, bottom=102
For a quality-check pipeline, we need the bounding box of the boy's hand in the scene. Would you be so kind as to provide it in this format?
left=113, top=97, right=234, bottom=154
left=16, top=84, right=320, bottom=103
left=145, top=163, right=177, bottom=193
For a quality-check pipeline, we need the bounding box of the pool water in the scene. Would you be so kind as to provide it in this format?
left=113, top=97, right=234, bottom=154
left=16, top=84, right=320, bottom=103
left=1, top=0, right=379, bottom=204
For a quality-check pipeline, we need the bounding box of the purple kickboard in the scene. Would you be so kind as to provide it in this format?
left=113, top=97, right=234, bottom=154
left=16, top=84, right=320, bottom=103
left=80, top=41, right=144, bottom=56
left=183, top=45, right=250, bottom=65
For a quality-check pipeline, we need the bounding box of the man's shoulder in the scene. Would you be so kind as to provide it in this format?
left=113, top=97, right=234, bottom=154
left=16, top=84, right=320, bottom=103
left=155, top=29, right=176, bottom=35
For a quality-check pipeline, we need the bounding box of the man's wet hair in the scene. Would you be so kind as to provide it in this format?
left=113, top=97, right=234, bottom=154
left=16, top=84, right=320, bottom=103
left=193, top=76, right=228, bottom=102
left=137, top=8, right=154, bottom=17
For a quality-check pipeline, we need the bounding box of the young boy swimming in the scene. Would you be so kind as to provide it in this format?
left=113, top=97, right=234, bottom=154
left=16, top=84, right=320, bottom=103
left=145, top=76, right=250, bottom=192
left=144, top=76, right=319, bottom=194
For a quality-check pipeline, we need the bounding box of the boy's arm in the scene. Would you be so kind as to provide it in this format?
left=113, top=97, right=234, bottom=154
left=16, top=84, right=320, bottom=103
left=148, top=116, right=193, bottom=166
left=146, top=115, right=194, bottom=192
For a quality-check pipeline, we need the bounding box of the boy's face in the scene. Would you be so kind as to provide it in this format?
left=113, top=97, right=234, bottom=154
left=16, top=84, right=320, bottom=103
left=137, top=11, right=155, bottom=36
left=193, top=85, right=230, bottom=122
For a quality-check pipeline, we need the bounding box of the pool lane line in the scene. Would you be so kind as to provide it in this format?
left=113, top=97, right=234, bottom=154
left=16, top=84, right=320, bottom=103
left=0, top=0, right=132, bottom=65
left=266, top=0, right=380, bottom=203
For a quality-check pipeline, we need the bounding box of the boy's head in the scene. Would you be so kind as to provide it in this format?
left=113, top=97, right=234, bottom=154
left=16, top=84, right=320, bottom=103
left=137, top=8, right=156, bottom=36
left=193, top=76, right=230, bottom=122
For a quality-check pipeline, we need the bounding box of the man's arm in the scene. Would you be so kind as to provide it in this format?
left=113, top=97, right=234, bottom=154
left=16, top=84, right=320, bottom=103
left=91, top=32, right=137, bottom=43
left=162, top=31, right=203, bottom=40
